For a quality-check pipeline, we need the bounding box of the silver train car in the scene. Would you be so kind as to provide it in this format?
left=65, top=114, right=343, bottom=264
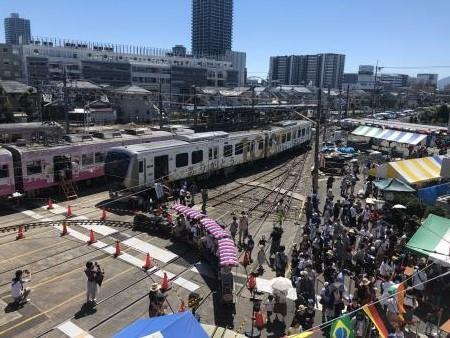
left=104, top=120, right=312, bottom=191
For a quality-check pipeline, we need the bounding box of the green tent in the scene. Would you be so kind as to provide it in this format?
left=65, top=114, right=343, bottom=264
left=373, top=178, right=415, bottom=192
left=406, top=214, right=450, bottom=266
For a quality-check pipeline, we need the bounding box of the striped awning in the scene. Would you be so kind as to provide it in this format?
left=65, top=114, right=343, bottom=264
left=371, top=155, right=443, bottom=184
left=352, top=126, right=427, bottom=145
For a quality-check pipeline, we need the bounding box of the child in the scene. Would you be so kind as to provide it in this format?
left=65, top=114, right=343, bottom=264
left=265, top=295, right=274, bottom=324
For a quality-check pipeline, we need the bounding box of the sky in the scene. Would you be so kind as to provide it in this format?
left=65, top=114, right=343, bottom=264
left=1, top=0, right=450, bottom=79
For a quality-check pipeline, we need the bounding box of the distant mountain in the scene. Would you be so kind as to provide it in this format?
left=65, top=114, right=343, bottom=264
left=438, top=76, right=450, bottom=89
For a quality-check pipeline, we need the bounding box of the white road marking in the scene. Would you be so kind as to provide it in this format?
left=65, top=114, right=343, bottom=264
left=57, top=320, right=94, bottom=338
left=122, top=237, right=178, bottom=263
left=154, top=270, right=200, bottom=292
left=73, top=217, right=118, bottom=236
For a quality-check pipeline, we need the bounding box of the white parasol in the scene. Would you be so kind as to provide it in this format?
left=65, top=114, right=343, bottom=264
left=271, top=277, right=292, bottom=292
left=392, top=204, right=407, bottom=209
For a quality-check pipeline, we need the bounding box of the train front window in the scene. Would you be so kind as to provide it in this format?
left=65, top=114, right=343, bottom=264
left=105, top=152, right=131, bottom=182
left=0, top=164, right=8, bottom=178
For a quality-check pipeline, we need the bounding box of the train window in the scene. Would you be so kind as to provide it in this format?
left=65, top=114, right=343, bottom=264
left=250, top=141, right=255, bottom=152
left=235, top=143, right=243, bottom=155
left=176, top=153, right=188, bottom=168
left=282, top=134, right=287, bottom=144
left=192, top=150, right=203, bottom=164
left=258, top=140, right=264, bottom=150
left=297, top=130, right=301, bottom=138
left=302, top=129, right=306, bottom=136
left=82, top=153, right=94, bottom=166
left=224, top=145, right=233, bottom=157
left=209, top=147, right=218, bottom=160
left=0, top=164, right=8, bottom=178
left=26, top=160, right=42, bottom=175
left=287, top=133, right=292, bottom=142
left=95, top=152, right=105, bottom=163
left=138, top=160, right=144, bottom=173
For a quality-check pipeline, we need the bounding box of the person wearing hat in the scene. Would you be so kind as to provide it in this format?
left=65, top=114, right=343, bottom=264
left=355, top=277, right=374, bottom=306
left=291, top=304, right=308, bottom=330
left=274, top=246, right=288, bottom=277
left=148, top=283, right=165, bottom=317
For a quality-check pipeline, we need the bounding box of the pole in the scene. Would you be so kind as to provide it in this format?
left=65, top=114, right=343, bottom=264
left=371, top=61, right=379, bottom=117
left=158, top=79, right=163, bottom=128
left=323, top=87, right=330, bottom=143
left=312, top=88, right=322, bottom=192
left=193, top=85, right=197, bottom=126
left=345, top=84, right=350, bottom=118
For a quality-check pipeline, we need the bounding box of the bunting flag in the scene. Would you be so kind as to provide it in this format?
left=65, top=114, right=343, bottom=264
left=329, top=315, right=354, bottom=338
left=363, top=303, right=395, bottom=338
left=288, top=331, right=315, bottom=338
left=388, top=282, right=406, bottom=318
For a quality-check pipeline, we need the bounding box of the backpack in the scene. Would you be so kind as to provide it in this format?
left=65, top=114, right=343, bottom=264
left=96, top=270, right=104, bottom=286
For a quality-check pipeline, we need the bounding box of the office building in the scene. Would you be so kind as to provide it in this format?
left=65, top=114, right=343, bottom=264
left=11, top=38, right=240, bottom=100
left=4, top=13, right=31, bottom=45
left=417, top=73, right=438, bottom=87
left=192, top=0, right=233, bottom=57
left=0, top=43, right=23, bottom=80
left=379, top=73, right=409, bottom=88
left=268, top=53, right=345, bottom=89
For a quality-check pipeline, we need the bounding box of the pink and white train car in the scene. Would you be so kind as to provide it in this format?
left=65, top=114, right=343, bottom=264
left=0, top=148, right=15, bottom=198
left=3, top=130, right=175, bottom=195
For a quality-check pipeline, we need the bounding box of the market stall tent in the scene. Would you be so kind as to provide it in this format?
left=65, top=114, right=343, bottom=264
left=352, top=125, right=428, bottom=145
left=373, top=178, right=415, bottom=192
left=406, top=214, right=450, bottom=266
left=113, top=312, right=209, bottom=338
left=369, top=155, right=444, bottom=185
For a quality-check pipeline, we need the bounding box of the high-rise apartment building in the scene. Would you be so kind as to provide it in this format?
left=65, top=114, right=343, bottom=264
left=268, top=53, right=345, bottom=89
left=4, top=13, right=31, bottom=45
left=192, top=0, right=233, bottom=57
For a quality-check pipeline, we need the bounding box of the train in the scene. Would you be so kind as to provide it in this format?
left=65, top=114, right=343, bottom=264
left=0, top=120, right=312, bottom=199
left=0, top=126, right=194, bottom=199
left=104, top=120, right=312, bottom=192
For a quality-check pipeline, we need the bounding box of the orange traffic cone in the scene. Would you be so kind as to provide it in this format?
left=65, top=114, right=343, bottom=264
left=61, top=222, right=69, bottom=236
left=254, top=311, right=265, bottom=330
left=87, top=229, right=96, bottom=244
left=100, top=208, right=107, bottom=221
left=47, top=198, right=54, bottom=210
left=66, top=205, right=73, bottom=218
left=161, top=272, right=170, bottom=291
left=248, top=273, right=256, bottom=292
left=16, top=225, right=25, bottom=240
left=142, top=253, right=152, bottom=270
left=114, top=240, right=121, bottom=257
left=178, top=300, right=187, bottom=312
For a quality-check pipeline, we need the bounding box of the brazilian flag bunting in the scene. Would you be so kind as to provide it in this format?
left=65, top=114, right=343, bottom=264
left=330, top=315, right=355, bottom=338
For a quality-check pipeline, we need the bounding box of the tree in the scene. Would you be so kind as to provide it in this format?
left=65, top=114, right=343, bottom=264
left=437, top=104, right=449, bottom=124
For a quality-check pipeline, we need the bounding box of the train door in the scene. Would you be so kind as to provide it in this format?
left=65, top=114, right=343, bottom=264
left=53, top=155, right=72, bottom=182
left=208, top=144, right=219, bottom=172
left=138, top=158, right=146, bottom=184
left=154, top=155, right=169, bottom=181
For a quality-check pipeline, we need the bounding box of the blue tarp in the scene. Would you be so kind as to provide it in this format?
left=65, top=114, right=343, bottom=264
left=418, top=182, right=450, bottom=205
left=114, top=312, right=209, bottom=338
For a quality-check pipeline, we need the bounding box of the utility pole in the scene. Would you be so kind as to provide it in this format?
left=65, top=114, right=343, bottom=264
left=371, top=61, right=379, bottom=117
left=158, top=79, right=163, bottom=128
left=312, top=88, right=322, bottom=192
left=345, top=84, right=350, bottom=118
left=322, top=87, right=330, bottom=143
left=192, top=85, right=198, bottom=126
left=62, top=67, right=69, bottom=134
left=338, top=86, right=342, bottom=120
